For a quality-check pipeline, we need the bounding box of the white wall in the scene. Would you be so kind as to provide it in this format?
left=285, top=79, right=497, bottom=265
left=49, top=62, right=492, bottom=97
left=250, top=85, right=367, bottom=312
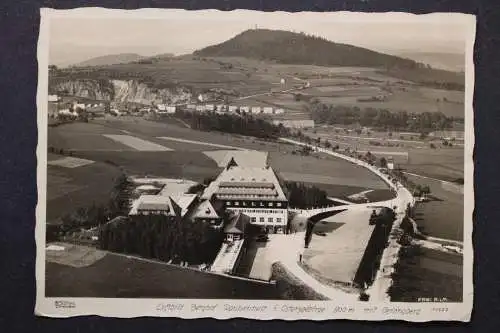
left=227, top=207, right=288, bottom=227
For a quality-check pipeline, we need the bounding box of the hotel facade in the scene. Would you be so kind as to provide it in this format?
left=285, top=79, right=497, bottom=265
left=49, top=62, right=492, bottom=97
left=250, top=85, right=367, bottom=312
left=202, top=158, right=289, bottom=233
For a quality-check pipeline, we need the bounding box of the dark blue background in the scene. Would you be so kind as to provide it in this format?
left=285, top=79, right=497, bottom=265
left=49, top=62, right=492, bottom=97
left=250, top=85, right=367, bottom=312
left=0, top=1, right=498, bottom=331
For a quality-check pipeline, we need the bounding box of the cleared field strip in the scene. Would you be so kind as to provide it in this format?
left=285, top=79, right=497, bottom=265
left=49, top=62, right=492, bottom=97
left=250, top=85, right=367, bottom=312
left=48, top=156, right=95, bottom=168
left=103, top=135, right=172, bottom=151
left=280, top=171, right=388, bottom=190
left=157, top=136, right=246, bottom=150
left=304, top=209, right=375, bottom=284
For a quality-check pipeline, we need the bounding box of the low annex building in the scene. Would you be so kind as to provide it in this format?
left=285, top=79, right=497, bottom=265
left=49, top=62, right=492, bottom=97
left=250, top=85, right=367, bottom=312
left=129, top=189, right=223, bottom=227
left=202, top=158, right=289, bottom=233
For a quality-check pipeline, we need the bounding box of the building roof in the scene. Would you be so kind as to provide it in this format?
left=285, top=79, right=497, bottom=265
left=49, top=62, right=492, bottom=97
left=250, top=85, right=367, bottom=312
left=224, top=212, right=250, bottom=234
left=191, top=200, right=220, bottom=219
left=202, top=160, right=287, bottom=201
left=130, top=193, right=197, bottom=217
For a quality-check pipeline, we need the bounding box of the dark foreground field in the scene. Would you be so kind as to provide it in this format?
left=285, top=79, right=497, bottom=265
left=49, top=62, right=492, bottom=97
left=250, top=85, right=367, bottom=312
left=46, top=252, right=280, bottom=299
left=389, top=246, right=463, bottom=302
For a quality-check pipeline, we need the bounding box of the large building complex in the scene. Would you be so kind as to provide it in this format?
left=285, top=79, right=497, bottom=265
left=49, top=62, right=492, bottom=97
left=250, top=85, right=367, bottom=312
left=202, top=158, right=289, bottom=233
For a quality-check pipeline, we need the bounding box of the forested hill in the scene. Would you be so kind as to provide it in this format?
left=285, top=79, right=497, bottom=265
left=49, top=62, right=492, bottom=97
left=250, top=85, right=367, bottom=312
left=194, top=29, right=419, bottom=69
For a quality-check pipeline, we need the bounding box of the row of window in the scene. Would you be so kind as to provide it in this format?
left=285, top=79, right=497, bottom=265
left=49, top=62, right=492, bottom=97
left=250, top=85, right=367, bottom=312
left=251, top=217, right=283, bottom=224
left=232, top=208, right=285, bottom=215
left=226, top=201, right=284, bottom=208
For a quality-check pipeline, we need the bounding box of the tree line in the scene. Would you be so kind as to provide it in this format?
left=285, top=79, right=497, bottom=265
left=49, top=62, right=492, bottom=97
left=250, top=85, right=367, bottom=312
left=284, top=181, right=331, bottom=209
left=307, top=101, right=455, bottom=132
left=174, top=110, right=291, bottom=139
left=99, top=213, right=224, bottom=265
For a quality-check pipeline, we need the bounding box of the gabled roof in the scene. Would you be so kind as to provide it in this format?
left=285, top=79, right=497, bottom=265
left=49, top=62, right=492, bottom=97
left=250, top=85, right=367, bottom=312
left=191, top=200, right=220, bottom=219
left=224, top=212, right=250, bottom=234
left=131, top=193, right=197, bottom=217
left=226, top=157, right=238, bottom=169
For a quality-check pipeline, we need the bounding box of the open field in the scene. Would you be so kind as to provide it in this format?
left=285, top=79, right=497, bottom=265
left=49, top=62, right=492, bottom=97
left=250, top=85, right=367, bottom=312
left=268, top=151, right=387, bottom=189
left=70, top=150, right=220, bottom=182
left=309, top=126, right=464, bottom=181
left=47, top=119, right=395, bottom=210
left=45, top=244, right=279, bottom=299
left=47, top=156, right=122, bottom=223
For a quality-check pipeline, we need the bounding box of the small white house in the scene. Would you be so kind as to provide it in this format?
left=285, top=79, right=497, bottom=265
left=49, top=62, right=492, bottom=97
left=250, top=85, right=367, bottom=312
left=187, top=104, right=197, bottom=110
left=195, top=105, right=205, bottom=112
left=157, top=104, right=167, bottom=111
left=263, top=107, right=273, bottom=114
left=58, top=109, right=72, bottom=116
left=48, top=94, right=60, bottom=102
left=73, top=103, right=86, bottom=111
left=216, top=104, right=225, bottom=112
left=240, top=106, right=250, bottom=114
left=251, top=106, right=262, bottom=114
left=228, top=105, right=238, bottom=113
left=274, top=108, right=285, bottom=114
left=205, top=104, right=215, bottom=111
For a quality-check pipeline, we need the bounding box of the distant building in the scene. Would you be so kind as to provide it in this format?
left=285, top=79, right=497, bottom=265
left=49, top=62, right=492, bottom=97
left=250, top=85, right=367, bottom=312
left=58, top=108, right=73, bottom=116
left=155, top=105, right=176, bottom=114
left=429, top=130, right=465, bottom=141
left=187, top=104, right=197, bottom=111
left=202, top=158, right=288, bottom=233
left=274, top=108, right=285, bottom=115
left=195, top=105, right=205, bottom=112
left=240, top=106, right=250, bottom=114
left=72, top=103, right=86, bottom=111
left=263, top=107, right=273, bottom=114
left=48, top=94, right=60, bottom=102
left=205, top=104, right=215, bottom=112
left=228, top=105, right=238, bottom=113
left=251, top=106, right=262, bottom=114
left=134, top=184, right=161, bottom=196
left=272, top=119, right=315, bottom=129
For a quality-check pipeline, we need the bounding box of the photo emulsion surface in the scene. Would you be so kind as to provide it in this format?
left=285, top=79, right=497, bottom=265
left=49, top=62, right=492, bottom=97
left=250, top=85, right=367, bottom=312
left=35, top=8, right=475, bottom=321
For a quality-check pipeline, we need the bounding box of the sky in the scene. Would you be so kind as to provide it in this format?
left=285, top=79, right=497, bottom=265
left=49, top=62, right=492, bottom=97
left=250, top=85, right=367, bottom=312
left=47, top=9, right=471, bottom=67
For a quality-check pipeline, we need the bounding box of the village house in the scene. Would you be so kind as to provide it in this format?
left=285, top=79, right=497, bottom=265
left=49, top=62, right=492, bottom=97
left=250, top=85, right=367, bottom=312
left=251, top=106, right=262, bottom=114
left=263, top=107, right=273, bottom=114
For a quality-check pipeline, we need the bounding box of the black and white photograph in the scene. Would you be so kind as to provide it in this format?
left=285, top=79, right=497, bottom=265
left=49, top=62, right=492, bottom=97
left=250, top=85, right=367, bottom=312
left=35, top=8, right=475, bottom=321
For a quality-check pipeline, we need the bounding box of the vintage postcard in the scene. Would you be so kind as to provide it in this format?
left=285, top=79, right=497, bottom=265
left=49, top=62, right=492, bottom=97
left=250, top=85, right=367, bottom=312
left=35, top=8, right=475, bottom=321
